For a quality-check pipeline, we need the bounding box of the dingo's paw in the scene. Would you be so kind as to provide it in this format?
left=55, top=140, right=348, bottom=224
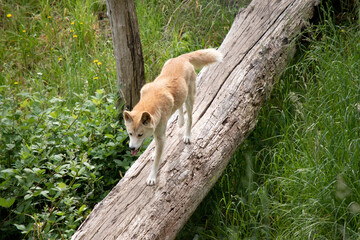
left=146, top=173, right=157, bottom=186
left=183, top=135, right=191, bottom=144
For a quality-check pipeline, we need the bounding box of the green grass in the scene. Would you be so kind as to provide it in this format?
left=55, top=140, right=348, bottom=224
left=0, top=0, right=243, bottom=100
left=1, top=0, right=115, bottom=99
left=178, top=5, right=360, bottom=240
left=136, top=0, right=246, bottom=81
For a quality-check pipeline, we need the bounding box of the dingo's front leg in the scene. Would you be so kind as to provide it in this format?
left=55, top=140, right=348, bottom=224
left=146, top=133, right=165, bottom=186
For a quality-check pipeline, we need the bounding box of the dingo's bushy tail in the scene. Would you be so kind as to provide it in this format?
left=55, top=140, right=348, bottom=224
left=183, top=49, right=223, bottom=69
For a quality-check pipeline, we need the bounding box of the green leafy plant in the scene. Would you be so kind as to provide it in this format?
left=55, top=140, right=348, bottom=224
left=0, top=86, right=137, bottom=239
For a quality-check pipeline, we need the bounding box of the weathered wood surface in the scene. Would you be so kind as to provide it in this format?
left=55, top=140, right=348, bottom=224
left=72, top=0, right=319, bottom=239
left=107, top=0, right=145, bottom=110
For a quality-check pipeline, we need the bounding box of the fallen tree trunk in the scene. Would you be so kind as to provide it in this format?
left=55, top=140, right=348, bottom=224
left=72, top=0, right=320, bottom=239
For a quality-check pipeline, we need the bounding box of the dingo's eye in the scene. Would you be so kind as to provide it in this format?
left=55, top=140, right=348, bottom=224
left=138, top=134, right=143, bottom=137
left=129, top=133, right=133, bottom=136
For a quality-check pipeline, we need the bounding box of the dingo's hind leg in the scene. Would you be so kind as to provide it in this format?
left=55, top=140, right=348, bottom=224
left=178, top=105, right=184, bottom=127
left=183, top=98, right=193, bottom=144
left=183, top=73, right=196, bottom=144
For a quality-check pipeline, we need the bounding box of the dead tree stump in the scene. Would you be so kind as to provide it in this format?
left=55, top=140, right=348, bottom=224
left=72, top=0, right=320, bottom=239
left=107, top=0, right=145, bottom=110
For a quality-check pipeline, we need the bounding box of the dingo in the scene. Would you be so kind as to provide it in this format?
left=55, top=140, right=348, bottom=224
left=123, top=49, right=223, bottom=185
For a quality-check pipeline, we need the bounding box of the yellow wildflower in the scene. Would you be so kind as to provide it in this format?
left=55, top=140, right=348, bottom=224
left=93, top=77, right=99, bottom=80
left=48, top=16, right=51, bottom=19
left=73, top=34, right=77, bottom=38
left=340, top=29, right=345, bottom=33
left=93, top=59, right=98, bottom=63
left=71, top=22, right=75, bottom=25
left=14, top=82, right=19, bottom=85
left=22, top=30, right=26, bottom=33
left=7, top=14, right=12, bottom=18
left=97, top=62, right=102, bottom=66
left=80, top=22, right=83, bottom=25
left=58, top=57, right=63, bottom=61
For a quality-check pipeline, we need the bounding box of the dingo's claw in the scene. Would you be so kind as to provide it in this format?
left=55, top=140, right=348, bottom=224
left=146, top=175, right=157, bottom=186
left=183, top=136, right=191, bottom=144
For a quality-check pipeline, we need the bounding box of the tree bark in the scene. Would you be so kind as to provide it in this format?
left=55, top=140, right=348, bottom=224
left=107, top=0, right=145, bottom=110
left=72, top=0, right=320, bottom=239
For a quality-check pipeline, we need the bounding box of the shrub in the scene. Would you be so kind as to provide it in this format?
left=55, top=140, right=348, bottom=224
left=0, top=85, right=137, bottom=239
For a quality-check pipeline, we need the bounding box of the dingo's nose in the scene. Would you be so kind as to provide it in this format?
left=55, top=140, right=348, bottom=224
left=129, top=146, right=135, bottom=151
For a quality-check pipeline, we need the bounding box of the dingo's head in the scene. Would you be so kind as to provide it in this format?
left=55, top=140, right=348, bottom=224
left=123, top=111, right=154, bottom=156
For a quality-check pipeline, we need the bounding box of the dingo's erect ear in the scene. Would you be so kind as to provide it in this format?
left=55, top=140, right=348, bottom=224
left=123, top=111, right=133, bottom=123
left=141, top=111, right=153, bottom=127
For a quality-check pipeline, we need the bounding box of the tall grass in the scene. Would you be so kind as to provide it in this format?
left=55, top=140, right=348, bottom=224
left=136, top=0, right=246, bottom=81
left=1, top=0, right=114, bottom=99
left=178, top=5, right=360, bottom=239
left=1, top=0, right=244, bottom=100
